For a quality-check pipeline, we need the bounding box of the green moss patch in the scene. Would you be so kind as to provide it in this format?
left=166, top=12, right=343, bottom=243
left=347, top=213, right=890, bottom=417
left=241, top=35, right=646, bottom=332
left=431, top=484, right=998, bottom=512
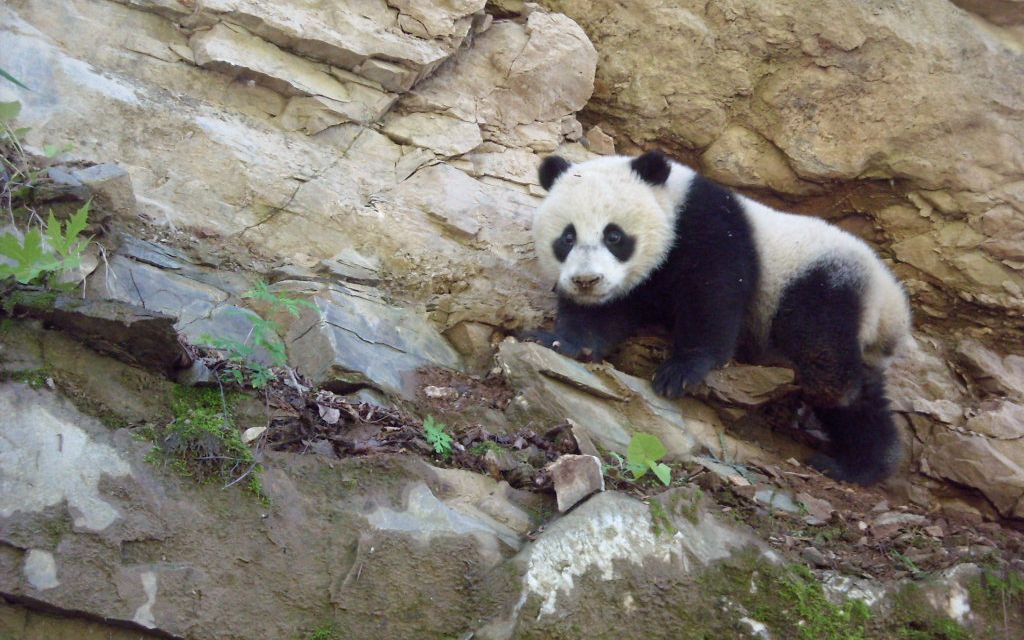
left=145, top=386, right=265, bottom=501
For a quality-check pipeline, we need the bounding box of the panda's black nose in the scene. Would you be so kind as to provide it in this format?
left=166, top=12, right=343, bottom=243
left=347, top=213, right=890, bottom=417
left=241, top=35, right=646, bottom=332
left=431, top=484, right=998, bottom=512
left=572, top=274, right=603, bottom=290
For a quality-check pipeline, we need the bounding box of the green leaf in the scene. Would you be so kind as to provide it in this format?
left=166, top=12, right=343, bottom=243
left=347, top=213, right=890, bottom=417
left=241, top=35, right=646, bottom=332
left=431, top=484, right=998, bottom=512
left=626, top=461, right=648, bottom=480
left=46, top=210, right=64, bottom=254
left=43, top=144, right=61, bottom=158
left=64, top=202, right=91, bottom=248
left=0, top=100, right=21, bottom=122
left=627, top=432, right=667, bottom=468
left=423, top=416, right=453, bottom=457
left=650, top=462, right=672, bottom=486
left=0, top=68, right=30, bottom=91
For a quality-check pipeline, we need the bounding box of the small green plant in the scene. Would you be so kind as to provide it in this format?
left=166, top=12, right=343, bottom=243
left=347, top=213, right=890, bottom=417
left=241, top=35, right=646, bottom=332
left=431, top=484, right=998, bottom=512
left=0, top=202, right=91, bottom=289
left=305, top=624, right=342, bottom=640
left=626, top=432, right=672, bottom=485
left=201, top=281, right=313, bottom=389
left=423, top=415, right=453, bottom=458
left=146, top=386, right=265, bottom=500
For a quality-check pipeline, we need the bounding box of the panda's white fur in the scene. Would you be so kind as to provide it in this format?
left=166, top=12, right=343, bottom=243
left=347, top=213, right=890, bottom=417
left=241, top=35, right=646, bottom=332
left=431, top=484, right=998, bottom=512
left=533, top=155, right=911, bottom=364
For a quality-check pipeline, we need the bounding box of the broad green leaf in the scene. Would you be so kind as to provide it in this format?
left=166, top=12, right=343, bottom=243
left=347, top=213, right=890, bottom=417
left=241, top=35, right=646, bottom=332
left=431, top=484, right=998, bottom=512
left=0, top=100, right=21, bottom=122
left=651, top=462, right=672, bottom=486
left=43, top=144, right=61, bottom=158
left=627, top=432, right=668, bottom=468
left=0, top=68, right=30, bottom=91
left=627, top=461, right=648, bottom=480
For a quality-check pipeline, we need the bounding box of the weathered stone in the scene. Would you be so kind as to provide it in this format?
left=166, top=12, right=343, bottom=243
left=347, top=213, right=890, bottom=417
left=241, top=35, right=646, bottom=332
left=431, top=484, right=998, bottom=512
left=317, top=248, right=382, bottom=285
left=956, top=338, right=1024, bottom=399
left=85, top=254, right=228, bottom=341
left=498, top=340, right=769, bottom=464
left=286, top=285, right=462, bottom=398
left=703, top=364, right=796, bottom=406
left=190, top=23, right=396, bottom=123
left=15, top=295, right=188, bottom=374
left=0, top=385, right=535, bottom=638
left=401, top=11, right=597, bottom=133
left=380, top=163, right=490, bottom=239
left=919, top=428, right=1024, bottom=519
left=114, top=0, right=457, bottom=86
left=549, top=454, right=604, bottom=511
left=0, top=385, right=132, bottom=532
left=387, top=0, right=486, bottom=39
left=701, top=125, right=816, bottom=195
left=583, top=125, right=615, bottom=155
left=70, top=164, right=137, bottom=218
left=382, top=111, right=482, bottom=157
left=462, top=146, right=541, bottom=185
left=443, top=321, right=497, bottom=371
left=965, top=400, right=1024, bottom=439
left=509, top=490, right=760, bottom=620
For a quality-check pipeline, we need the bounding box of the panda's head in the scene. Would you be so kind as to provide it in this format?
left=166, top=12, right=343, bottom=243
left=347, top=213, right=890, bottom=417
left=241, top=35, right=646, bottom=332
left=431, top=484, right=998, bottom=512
left=533, top=151, right=685, bottom=306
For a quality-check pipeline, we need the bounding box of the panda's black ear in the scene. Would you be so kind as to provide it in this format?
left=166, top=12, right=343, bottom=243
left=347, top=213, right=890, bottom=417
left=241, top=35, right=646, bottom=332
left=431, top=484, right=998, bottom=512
left=539, top=155, right=571, bottom=191
left=631, top=150, right=671, bottom=186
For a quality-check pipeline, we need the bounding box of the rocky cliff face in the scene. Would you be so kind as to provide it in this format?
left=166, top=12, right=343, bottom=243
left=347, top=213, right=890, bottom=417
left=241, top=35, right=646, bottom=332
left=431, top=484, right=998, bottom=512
left=1, top=0, right=1023, bottom=638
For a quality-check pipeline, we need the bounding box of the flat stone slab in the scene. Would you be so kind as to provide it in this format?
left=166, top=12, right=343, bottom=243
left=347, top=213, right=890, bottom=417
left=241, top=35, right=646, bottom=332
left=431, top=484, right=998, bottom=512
left=190, top=23, right=396, bottom=124
left=287, top=285, right=462, bottom=398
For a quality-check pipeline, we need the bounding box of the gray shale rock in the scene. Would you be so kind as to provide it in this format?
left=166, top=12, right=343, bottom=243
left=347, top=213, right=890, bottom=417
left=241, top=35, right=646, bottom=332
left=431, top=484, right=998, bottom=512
left=286, top=283, right=463, bottom=398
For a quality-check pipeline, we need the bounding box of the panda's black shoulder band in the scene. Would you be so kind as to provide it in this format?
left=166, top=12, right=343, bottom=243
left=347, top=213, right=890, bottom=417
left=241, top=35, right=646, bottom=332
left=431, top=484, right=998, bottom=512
left=539, top=155, right=571, bottom=191
left=631, top=150, right=671, bottom=186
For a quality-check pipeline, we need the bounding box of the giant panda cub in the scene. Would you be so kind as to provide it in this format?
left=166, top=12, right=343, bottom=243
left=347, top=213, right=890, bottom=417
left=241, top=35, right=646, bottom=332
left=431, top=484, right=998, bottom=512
left=531, top=150, right=911, bottom=485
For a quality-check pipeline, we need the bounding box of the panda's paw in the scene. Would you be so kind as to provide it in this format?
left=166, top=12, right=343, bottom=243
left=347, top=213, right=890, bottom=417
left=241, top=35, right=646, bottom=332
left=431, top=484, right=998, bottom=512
left=808, top=453, right=891, bottom=486
left=652, top=356, right=714, bottom=399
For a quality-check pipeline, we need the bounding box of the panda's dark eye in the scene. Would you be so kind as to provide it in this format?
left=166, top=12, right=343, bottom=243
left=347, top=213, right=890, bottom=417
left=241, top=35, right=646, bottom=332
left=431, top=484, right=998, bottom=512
left=602, top=223, right=635, bottom=262
left=552, top=224, right=576, bottom=262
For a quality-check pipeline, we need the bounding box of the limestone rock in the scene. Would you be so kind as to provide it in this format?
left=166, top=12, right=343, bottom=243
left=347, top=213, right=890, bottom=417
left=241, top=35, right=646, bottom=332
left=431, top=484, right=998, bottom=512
left=382, top=111, right=482, bottom=157
left=400, top=10, right=597, bottom=135
left=387, top=0, right=487, bottom=39
left=703, top=364, right=796, bottom=406
left=444, top=321, right=497, bottom=371
left=583, top=125, right=615, bottom=155
left=115, top=0, right=458, bottom=89
left=190, top=23, right=396, bottom=124
left=956, top=338, right=1024, bottom=399
left=548, top=454, right=604, bottom=511
left=507, top=490, right=760, bottom=623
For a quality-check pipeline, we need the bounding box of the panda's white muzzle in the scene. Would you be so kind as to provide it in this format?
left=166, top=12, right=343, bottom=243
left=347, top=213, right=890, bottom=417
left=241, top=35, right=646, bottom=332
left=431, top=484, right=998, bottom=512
left=558, top=245, right=626, bottom=305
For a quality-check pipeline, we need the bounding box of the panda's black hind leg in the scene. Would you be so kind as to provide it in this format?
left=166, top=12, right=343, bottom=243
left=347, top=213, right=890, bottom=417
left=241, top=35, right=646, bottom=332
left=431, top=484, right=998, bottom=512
left=809, top=367, right=902, bottom=485
left=771, top=262, right=901, bottom=485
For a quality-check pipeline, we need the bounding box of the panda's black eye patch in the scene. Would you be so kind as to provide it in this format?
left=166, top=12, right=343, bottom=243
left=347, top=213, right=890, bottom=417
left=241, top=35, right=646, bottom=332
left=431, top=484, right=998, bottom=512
left=603, top=224, right=635, bottom=262
left=552, top=224, right=576, bottom=262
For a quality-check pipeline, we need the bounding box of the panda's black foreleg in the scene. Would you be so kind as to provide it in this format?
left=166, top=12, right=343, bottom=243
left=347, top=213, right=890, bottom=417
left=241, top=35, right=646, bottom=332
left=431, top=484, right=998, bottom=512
left=653, top=297, right=745, bottom=399
left=526, top=297, right=638, bottom=362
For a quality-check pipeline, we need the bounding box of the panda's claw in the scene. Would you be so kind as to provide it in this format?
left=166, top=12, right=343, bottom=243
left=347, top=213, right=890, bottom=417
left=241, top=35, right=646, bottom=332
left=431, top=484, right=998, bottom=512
left=652, top=356, right=714, bottom=399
